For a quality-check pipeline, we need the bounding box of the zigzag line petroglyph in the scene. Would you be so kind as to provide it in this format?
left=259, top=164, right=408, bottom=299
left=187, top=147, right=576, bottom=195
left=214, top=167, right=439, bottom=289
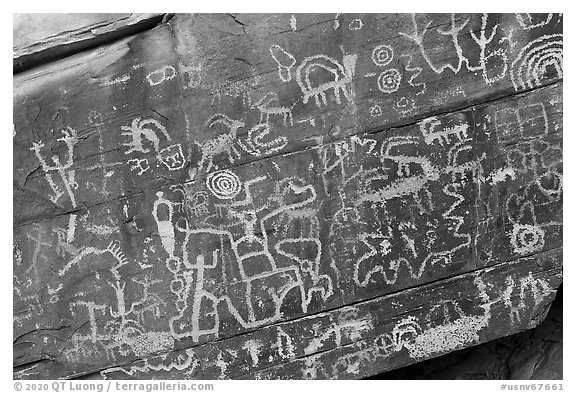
left=400, top=54, right=427, bottom=95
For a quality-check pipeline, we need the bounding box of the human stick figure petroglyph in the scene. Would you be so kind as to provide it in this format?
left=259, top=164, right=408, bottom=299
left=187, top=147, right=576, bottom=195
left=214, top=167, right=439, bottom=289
left=270, top=45, right=297, bottom=82
left=467, top=13, right=508, bottom=85
left=147, top=170, right=334, bottom=342
left=84, top=111, right=124, bottom=197
left=30, top=127, right=79, bottom=207
left=399, top=14, right=470, bottom=75
left=400, top=14, right=508, bottom=85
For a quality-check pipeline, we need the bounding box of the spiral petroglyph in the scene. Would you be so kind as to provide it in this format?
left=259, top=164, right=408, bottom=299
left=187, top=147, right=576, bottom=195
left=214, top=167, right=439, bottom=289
left=206, top=170, right=242, bottom=199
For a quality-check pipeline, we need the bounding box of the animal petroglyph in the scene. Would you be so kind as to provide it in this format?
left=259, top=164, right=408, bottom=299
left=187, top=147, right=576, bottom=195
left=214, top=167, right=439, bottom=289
left=241, top=123, right=288, bottom=157
left=254, top=92, right=295, bottom=127
left=296, top=53, right=357, bottom=108
left=270, top=45, right=297, bottom=82
left=510, top=34, right=563, bottom=91
left=30, top=127, right=79, bottom=207
left=195, top=114, right=245, bottom=173
left=356, top=135, right=439, bottom=206
left=419, top=117, right=469, bottom=146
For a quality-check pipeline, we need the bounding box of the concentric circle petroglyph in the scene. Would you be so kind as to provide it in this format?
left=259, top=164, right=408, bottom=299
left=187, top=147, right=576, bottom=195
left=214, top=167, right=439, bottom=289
left=372, top=44, right=394, bottom=67
left=510, top=34, right=563, bottom=91
left=206, top=170, right=242, bottom=199
left=510, top=224, right=545, bottom=255
left=377, top=69, right=402, bottom=93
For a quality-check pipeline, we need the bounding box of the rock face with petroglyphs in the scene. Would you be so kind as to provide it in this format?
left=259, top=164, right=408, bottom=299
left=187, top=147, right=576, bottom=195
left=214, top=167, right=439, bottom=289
left=13, top=13, right=562, bottom=379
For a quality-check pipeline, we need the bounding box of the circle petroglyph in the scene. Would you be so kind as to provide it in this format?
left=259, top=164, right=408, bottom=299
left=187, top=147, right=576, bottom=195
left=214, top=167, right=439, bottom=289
left=510, top=224, right=545, bottom=255
left=206, top=170, right=242, bottom=199
left=377, top=69, right=402, bottom=93
left=369, top=105, right=383, bottom=117
left=372, top=44, right=394, bottom=67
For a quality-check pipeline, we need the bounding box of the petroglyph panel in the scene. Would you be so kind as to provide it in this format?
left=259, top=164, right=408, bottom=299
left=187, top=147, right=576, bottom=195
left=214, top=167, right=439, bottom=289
left=14, top=13, right=562, bottom=379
